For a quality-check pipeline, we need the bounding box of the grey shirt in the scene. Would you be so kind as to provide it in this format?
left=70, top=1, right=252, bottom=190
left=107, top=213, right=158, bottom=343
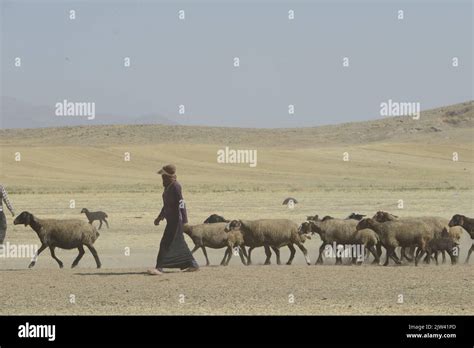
left=0, top=185, right=14, bottom=215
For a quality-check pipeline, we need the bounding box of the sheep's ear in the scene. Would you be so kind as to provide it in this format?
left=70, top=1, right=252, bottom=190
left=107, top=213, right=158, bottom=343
left=29, top=213, right=39, bottom=225
left=24, top=213, right=31, bottom=226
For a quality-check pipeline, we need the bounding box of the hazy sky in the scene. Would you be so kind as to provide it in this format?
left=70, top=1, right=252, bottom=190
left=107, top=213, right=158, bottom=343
left=1, top=0, right=472, bottom=128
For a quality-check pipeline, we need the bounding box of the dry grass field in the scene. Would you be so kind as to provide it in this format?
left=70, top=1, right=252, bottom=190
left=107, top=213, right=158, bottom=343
left=0, top=101, right=473, bottom=315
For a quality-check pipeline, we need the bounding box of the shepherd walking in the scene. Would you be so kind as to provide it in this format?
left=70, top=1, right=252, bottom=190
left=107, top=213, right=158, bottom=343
left=148, top=164, right=199, bottom=275
left=0, top=184, right=15, bottom=244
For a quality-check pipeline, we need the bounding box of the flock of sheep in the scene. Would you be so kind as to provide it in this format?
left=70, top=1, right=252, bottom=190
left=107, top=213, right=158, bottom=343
left=189, top=212, right=474, bottom=267
left=10, top=208, right=474, bottom=269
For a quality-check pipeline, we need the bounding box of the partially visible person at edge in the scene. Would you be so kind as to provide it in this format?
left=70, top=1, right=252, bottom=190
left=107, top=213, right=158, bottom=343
left=0, top=184, right=15, bottom=244
left=148, top=164, right=199, bottom=275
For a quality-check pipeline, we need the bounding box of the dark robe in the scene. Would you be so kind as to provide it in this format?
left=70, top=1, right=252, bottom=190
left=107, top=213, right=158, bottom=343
left=155, top=181, right=197, bottom=269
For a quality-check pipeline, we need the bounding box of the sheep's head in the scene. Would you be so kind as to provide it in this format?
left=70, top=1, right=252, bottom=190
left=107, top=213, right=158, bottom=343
left=346, top=213, right=366, bottom=221
left=372, top=211, right=398, bottom=222
left=80, top=208, right=88, bottom=214
left=225, top=220, right=241, bottom=232
left=356, top=218, right=374, bottom=231
left=448, top=214, right=464, bottom=227
left=298, top=221, right=313, bottom=235
left=306, top=220, right=323, bottom=235
left=14, top=211, right=34, bottom=227
left=306, top=215, right=319, bottom=221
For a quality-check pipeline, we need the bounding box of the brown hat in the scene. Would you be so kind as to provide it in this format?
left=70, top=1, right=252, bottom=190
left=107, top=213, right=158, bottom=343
left=157, top=164, right=176, bottom=176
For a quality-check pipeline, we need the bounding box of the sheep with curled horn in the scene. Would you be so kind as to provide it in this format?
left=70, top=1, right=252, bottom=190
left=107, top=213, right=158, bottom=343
left=13, top=211, right=101, bottom=268
left=449, top=214, right=474, bottom=263
left=225, top=219, right=310, bottom=265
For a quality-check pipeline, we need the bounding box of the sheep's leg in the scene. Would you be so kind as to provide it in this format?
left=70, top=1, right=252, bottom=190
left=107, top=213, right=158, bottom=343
left=441, top=250, right=446, bottom=264
left=383, top=246, right=394, bottom=266
left=400, top=247, right=407, bottom=262
left=376, top=242, right=382, bottom=259
left=447, top=248, right=457, bottom=265
left=239, top=246, right=248, bottom=266
left=316, top=242, right=327, bottom=265
left=247, top=247, right=254, bottom=265
left=201, top=246, right=210, bottom=266
left=104, top=219, right=109, bottom=228
left=335, top=245, right=343, bottom=265
left=28, top=243, right=47, bottom=268
left=405, top=246, right=415, bottom=262
left=401, top=247, right=414, bottom=262
left=86, top=244, right=102, bottom=268
left=191, top=245, right=199, bottom=253
left=368, top=245, right=379, bottom=264
left=49, top=246, right=64, bottom=268
left=227, top=247, right=235, bottom=265
left=433, top=251, right=439, bottom=266
left=221, top=247, right=231, bottom=266
left=98, top=220, right=103, bottom=230
left=71, top=245, right=85, bottom=268
left=295, top=242, right=311, bottom=265
left=271, top=246, right=281, bottom=265
left=263, top=245, right=272, bottom=265
left=415, top=248, right=426, bottom=267
left=286, top=243, right=296, bottom=265
left=465, top=243, right=474, bottom=264
left=389, top=249, right=401, bottom=264
left=220, top=247, right=231, bottom=266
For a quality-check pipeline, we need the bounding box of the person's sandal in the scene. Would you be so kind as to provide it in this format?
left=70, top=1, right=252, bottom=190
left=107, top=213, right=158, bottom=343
left=147, top=268, right=163, bottom=275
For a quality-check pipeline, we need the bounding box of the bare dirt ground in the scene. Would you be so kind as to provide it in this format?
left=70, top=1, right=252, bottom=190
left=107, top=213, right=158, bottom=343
left=1, top=265, right=473, bottom=315
left=1, top=191, right=473, bottom=316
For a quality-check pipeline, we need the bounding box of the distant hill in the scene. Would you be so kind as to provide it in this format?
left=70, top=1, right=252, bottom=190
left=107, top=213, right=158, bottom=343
left=1, top=101, right=471, bottom=148
left=0, top=96, right=178, bottom=129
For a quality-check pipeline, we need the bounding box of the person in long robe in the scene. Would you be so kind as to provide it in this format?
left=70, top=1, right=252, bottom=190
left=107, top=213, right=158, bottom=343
left=0, top=184, right=15, bottom=244
left=148, top=164, right=199, bottom=275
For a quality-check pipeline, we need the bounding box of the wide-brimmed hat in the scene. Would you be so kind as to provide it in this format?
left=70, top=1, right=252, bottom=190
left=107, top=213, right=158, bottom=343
left=157, top=164, right=176, bottom=176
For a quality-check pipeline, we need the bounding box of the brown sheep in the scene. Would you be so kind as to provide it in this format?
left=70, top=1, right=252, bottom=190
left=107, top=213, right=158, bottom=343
left=449, top=214, right=474, bottom=263
left=183, top=223, right=247, bottom=266
left=225, top=219, right=310, bottom=265
left=13, top=211, right=101, bottom=268
left=356, top=218, right=434, bottom=266
left=373, top=211, right=463, bottom=263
